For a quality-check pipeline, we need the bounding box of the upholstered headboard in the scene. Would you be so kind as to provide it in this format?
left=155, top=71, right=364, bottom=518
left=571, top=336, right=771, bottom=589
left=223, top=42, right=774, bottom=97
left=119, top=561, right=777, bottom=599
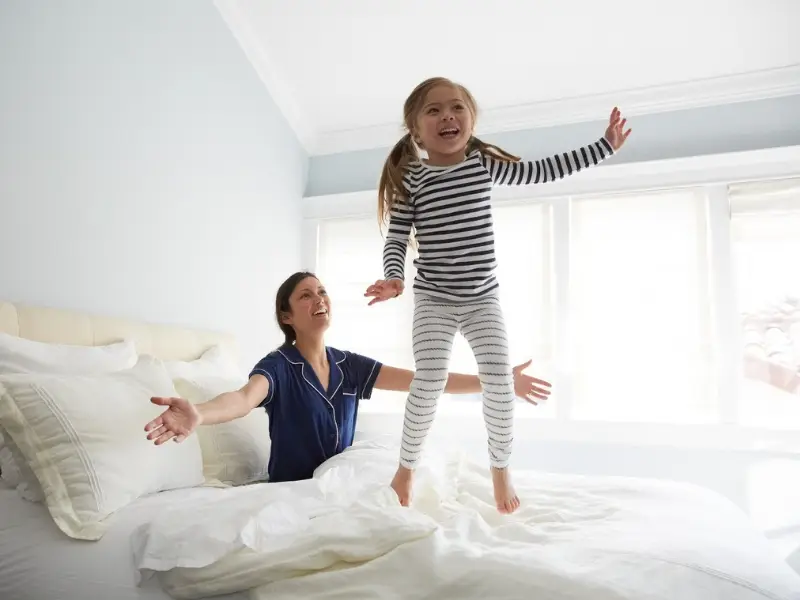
left=0, top=301, right=237, bottom=362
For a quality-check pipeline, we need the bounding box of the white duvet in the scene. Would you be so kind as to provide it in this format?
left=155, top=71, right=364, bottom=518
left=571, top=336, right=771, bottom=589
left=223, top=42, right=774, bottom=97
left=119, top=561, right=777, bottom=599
left=133, top=441, right=800, bottom=600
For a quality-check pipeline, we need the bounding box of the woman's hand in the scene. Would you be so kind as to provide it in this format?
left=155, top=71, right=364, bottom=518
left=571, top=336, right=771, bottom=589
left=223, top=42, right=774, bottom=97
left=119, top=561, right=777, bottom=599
left=364, top=279, right=405, bottom=306
left=605, top=107, right=632, bottom=151
left=144, top=396, right=201, bottom=444
left=512, top=359, right=552, bottom=405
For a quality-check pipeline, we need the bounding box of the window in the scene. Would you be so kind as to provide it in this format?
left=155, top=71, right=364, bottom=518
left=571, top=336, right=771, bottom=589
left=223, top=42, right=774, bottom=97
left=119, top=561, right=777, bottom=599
left=729, top=179, right=800, bottom=430
left=568, top=189, right=716, bottom=424
left=309, top=172, right=800, bottom=433
left=316, top=216, right=416, bottom=409
left=315, top=202, right=553, bottom=417
left=446, top=202, right=554, bottom=418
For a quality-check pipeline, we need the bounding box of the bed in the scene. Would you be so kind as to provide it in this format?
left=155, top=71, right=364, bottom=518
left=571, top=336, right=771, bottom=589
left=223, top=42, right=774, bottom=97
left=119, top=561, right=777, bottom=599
left=0, top=485, right=249, bottom=600
left=1, top=301, right=799, bottom=600
left=0, top=300, right=250, bottom=600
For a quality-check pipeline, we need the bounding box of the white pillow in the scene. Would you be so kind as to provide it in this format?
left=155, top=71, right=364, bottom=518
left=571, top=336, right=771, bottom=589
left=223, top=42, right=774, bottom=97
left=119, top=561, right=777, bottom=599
left=0, top=431, right=43, bottom=501
left=163, top=344, right=242, bottom=381
left=1, top=432, right=46, bottom=501
left=174, top=376, right=271, bottom=486
left=0, top=334, right=138, bottom=500
left=0, top=356, right=204, bottom=540
left=1, top=424, right=45, bottom=501
left=0, top=423, right=45, bottom=498
left=0, top=443, right=18, bottom=487
left=0, top=331, right=137, bottom=374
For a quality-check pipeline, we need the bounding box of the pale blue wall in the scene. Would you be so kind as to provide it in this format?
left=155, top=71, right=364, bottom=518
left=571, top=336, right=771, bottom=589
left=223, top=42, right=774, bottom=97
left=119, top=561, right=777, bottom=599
left=0, top=0, right=308, bottom=365
left=306, top=94, right=800, bottom=197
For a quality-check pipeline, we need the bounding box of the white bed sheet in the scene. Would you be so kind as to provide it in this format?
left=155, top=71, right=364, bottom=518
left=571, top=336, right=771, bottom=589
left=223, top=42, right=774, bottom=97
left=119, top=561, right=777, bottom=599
left=133, top=441, right=800, bottom=600
left=0, top=485, right=249, bottom=600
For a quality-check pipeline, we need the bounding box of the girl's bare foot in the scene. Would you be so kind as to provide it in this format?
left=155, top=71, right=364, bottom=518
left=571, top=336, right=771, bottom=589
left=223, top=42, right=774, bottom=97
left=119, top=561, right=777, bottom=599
left=491, top=466, right=520, bottom=514
left=390, top=465, right=414, bottom=507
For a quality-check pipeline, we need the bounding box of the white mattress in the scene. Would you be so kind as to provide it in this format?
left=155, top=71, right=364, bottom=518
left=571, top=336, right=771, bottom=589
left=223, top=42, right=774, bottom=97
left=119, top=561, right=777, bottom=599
left=0, top=484, right=249, bottom=600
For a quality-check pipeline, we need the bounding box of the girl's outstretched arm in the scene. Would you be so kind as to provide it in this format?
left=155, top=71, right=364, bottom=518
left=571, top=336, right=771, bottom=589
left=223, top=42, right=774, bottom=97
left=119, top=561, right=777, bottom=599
left=482, top=107, right=631, bottom=186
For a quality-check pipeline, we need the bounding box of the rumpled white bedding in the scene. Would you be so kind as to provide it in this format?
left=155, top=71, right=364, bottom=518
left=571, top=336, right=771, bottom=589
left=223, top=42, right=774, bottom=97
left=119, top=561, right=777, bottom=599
left=133, top=441, right=800, bottom=600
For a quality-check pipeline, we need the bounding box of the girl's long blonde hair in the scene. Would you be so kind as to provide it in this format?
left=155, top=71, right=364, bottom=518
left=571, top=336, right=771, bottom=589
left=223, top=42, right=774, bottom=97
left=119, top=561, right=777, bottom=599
left=377, top=77, right=520, bottom=229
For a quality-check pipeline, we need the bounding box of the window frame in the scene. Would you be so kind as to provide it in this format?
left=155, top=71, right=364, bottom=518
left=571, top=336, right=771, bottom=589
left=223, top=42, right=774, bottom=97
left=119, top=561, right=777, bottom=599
left=301, top=146, right=800, bottom=451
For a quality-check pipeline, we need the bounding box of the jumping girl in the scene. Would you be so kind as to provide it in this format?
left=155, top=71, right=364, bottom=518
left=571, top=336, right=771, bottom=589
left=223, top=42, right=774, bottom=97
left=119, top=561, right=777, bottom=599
left=364, top=77, right=631, bottom=513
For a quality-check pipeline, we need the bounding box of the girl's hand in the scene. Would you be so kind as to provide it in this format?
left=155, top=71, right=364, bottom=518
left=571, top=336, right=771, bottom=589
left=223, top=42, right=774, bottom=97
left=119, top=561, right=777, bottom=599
left=605, top=107, right=632, bottom=151
left=364, top=279, right=404, bottom=305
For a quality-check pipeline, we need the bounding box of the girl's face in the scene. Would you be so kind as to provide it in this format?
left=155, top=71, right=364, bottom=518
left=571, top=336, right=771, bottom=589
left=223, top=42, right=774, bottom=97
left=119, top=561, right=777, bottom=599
left=414, top=84, right=474, bottom=164
left=282, top=276, right=331, bottom=337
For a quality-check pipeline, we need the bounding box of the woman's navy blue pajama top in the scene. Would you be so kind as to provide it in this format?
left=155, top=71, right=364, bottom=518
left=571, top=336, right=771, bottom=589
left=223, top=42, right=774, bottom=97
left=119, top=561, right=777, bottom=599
left=248, top=344, right=382, bottom=483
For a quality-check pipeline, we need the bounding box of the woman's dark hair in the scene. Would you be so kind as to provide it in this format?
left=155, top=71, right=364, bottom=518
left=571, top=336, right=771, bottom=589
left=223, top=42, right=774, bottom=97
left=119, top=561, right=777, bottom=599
left=275, top=271, right=318, bottom=345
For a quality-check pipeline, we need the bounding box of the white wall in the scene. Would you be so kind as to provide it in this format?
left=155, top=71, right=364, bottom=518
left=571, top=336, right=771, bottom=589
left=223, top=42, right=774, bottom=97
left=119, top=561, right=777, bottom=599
left=0, top=0, right=306, bottom=369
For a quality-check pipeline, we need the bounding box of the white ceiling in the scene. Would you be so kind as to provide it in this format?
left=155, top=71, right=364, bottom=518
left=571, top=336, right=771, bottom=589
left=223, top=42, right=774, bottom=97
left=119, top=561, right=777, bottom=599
left=215, top=0, right=800, bottom=155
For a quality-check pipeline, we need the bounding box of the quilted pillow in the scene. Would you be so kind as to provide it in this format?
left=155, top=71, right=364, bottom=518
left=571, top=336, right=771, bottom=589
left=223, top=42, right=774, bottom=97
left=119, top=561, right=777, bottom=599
left=0, top=356, right=204, bottom=540
left=0, top=333, right=138, bottom=501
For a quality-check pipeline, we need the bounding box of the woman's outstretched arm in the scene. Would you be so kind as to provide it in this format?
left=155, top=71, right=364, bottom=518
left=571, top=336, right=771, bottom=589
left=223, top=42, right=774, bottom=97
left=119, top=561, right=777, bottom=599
left=373, top=361, right=552, bottom=405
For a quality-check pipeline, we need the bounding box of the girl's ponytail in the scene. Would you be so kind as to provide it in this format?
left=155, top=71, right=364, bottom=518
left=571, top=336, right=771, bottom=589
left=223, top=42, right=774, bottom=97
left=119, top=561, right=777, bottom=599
left=378, top=133, right=418, bottom=228
left=466, top=135, right=520, bottom=163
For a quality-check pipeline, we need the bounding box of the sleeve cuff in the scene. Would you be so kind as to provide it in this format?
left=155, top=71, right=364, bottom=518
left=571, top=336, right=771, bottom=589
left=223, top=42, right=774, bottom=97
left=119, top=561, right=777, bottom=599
left=361, top=361, right=383, bottom=400
left=249, top=368, right=275, bottom=406
left=600, top=135, right=615, bottom=155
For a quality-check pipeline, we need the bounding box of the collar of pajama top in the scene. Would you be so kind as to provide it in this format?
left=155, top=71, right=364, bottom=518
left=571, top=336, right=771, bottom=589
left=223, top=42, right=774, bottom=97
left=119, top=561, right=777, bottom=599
left=248, top=344, right=383, bottom=483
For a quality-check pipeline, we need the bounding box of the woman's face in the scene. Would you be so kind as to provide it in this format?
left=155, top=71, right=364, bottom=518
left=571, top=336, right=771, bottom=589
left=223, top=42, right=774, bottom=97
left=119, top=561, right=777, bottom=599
left=282, top=276, right=331, bottom=337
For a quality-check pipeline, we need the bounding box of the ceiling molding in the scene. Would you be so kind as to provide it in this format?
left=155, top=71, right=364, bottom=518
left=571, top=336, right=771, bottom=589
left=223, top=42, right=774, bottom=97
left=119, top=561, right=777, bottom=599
left=214, top=0, right=316, bottom=151
left=215, top=4, right=800, bottom=159
left=309, top=64, right=800, bottom=156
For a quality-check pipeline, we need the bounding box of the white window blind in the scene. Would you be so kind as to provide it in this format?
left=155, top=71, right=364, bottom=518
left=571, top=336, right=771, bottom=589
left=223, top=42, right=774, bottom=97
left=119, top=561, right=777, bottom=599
left=447, top=201, right=554, bottom=418
left=316, top=216, right=415, bottom=353
left=567, top=189, right=716, bottom=424
left=729, top=179, right=800, bottom=430
left=316, top=215, right=416, bottom=409
left=309, top=171, right=800, bottom=433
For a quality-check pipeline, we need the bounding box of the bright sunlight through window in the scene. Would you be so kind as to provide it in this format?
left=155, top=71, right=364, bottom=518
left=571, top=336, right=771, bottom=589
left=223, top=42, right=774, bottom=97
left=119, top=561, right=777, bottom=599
left=568, top=189, right=715, bottom=424
left=313, top=179, right=800, bottom=431
left=730, top=179, right=800, bottom=431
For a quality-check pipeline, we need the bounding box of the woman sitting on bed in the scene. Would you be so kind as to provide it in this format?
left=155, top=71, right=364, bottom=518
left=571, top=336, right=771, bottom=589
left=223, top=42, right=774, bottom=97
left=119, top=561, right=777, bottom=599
left=144, top=271, right=551, bottom=484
